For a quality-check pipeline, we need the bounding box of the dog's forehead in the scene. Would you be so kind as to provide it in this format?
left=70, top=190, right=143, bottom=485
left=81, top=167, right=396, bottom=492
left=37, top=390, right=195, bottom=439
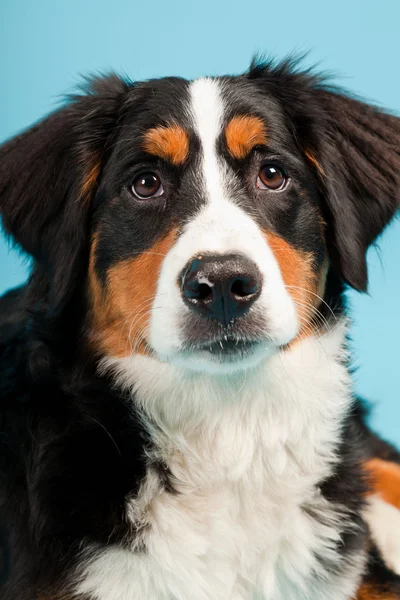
left=119, top=75, right=286, bottom=164
left=132, top=74, right=270, bottom=119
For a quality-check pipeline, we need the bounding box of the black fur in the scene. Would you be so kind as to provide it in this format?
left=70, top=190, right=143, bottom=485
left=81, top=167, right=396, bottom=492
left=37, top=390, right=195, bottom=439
left=0, top=310, right=152, bottom=597
left=0, top=58, right=399, bottom=598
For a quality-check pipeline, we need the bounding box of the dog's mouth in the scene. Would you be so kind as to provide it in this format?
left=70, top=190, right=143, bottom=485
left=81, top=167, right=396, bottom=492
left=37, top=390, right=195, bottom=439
left=170, top=311, right=278, bottom=370
left=183, top=334, right=265, bottom=363
left=197, top=336, right=258, bottom=356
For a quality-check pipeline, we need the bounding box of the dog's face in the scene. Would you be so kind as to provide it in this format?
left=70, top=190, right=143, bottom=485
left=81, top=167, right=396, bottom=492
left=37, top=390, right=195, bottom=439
left=89, top=76, right=326, bottom=372
left=1, top=60, right=399, bottom=374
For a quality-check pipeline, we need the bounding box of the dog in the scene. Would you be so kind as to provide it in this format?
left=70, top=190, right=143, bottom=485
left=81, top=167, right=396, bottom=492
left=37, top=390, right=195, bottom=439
left=0, top=57, right=400, bottom=600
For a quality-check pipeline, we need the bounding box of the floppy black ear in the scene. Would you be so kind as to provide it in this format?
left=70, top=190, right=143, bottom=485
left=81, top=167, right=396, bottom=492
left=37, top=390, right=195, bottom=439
left=310, top=89, right=400, bottom=291
left=0, top=74, right=129, bottom=312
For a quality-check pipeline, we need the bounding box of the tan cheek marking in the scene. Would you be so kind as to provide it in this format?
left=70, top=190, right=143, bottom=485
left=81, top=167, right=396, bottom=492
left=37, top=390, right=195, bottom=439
left=88, top=228, right=178, bottom=358
left=225, top=116, right=267, bottom=160
left=265, top=231, right=328, bottom=339
left=79, top=152, right=101, bottom=203
left=365, top=458, right=400, bottom=510
left=143, top=124, right=189, bottom=166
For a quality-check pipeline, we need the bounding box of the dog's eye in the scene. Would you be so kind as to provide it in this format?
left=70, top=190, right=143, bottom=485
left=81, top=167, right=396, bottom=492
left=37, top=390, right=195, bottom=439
left=257, top=165, right=288, bottom=191
left=130, top=172, right=164, bottom=200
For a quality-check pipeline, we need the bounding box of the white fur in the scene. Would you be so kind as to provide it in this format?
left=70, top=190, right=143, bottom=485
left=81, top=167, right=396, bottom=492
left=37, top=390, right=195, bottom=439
left=189, top=78, right=226, bottom=207
left=76, top=321, right=367, bottom=600
left=365, top=495, right=400, bottom=575
left=149, top=78, right=298, bottom=373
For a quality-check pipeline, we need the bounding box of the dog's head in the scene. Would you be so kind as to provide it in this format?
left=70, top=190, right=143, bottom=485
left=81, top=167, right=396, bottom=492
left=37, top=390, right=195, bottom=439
left=1, top=59, right=399, bottom=374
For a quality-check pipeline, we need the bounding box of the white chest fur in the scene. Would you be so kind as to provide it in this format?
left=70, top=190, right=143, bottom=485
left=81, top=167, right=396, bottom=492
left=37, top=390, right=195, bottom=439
left=76, top=323, right=366, bottom=600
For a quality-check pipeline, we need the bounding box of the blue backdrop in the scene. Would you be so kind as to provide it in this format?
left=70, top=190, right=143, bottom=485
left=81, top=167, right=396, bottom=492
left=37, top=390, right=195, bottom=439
left=1, top=0, right=399, bottom=444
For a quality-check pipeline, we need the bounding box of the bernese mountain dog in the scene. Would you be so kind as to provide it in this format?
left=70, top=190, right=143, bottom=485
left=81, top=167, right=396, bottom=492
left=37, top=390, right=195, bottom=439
left=0, top=58, right=400, bottom=600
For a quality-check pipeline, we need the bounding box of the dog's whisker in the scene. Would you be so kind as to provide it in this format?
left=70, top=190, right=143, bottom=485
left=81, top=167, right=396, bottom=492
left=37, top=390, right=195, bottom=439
left=294, top=306, right=332, bottom=334
left=285, top=285, right=338, bottom=323
left=128, top=305, right=165, bottom=356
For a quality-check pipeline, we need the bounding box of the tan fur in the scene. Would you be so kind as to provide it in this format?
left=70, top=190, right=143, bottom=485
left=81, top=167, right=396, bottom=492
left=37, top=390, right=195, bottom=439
left=79, top=153, right=101, bottom=203
left=265, top=231, right=327, bottom=338
left=365, top=459, right=400, bottom=510
left=88, top=229, right=177, bottom=358
left=225, top=115, right=267, bottom=159
left=356, top=584, right=398, bottom=600
left=143, top=124, right=189, bottom=165
left=305, top=150, right=326, bottom=177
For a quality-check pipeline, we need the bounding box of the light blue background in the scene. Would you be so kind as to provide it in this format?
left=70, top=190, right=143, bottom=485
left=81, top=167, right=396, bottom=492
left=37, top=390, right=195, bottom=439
left=1, top=0, right=399, bottom=444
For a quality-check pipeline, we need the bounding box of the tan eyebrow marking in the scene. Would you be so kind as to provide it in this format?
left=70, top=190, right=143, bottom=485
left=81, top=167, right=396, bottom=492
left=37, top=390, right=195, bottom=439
left=225, top=115, right=267, bottom=160
left=142, top=124, right=189, bottom=166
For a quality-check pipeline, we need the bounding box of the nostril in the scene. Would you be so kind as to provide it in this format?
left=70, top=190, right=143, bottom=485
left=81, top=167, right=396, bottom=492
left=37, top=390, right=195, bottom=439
left=183, top=278, right=214, bottom=302
left=197, top=283, right=213, bottom=301
left=230, top=276, right=259, bottom=299
left=231, top=278, right=247, bottom=298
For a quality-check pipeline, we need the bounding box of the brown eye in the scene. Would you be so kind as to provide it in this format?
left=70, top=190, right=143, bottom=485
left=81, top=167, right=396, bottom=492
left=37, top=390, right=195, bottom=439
left=257, top=165, right=288, bottom=191
left=131, top=172, right=164, bottom=199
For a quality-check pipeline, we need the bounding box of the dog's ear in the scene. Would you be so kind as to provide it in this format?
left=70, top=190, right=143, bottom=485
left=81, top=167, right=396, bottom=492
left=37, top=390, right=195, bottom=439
left=0, top=74, right=129, bottom=312
left=307, top=89, right=400, bottom=292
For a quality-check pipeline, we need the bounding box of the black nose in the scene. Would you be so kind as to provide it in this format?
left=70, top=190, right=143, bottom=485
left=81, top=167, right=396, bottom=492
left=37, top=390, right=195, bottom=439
left=181, top=254, right=262, bottom=326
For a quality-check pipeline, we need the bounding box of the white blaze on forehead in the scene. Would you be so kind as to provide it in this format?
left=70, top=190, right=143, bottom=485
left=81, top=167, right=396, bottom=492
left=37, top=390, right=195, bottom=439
left=189, top=78, right=226, bottom=205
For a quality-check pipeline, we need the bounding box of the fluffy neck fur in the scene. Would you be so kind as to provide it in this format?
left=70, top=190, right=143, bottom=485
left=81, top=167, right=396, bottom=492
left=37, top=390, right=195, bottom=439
left=103, top=320, right=352, bottom=489
left=78, top=320, right=367, bottom=600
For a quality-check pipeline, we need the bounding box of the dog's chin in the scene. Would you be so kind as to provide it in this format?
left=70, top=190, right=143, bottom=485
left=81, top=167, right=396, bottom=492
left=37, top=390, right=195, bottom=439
left=163, top=340, right=279, bottom=375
